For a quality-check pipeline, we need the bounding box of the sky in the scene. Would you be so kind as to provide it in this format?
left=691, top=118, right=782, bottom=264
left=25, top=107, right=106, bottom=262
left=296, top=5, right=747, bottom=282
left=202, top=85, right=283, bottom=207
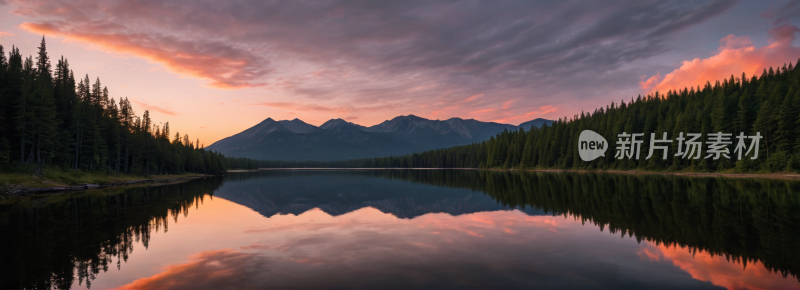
left=1, top=0, right=800, bottom=145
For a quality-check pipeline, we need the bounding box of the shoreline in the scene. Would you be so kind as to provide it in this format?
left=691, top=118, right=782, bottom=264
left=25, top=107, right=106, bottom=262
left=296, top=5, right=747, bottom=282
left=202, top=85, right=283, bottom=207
left=250, top=167, right=800, bottom=181
left=523, top=169, right=800, bottom=181
left=2, top=175, right=213, bottom=196
left=8, top=168, right=796, bottom=197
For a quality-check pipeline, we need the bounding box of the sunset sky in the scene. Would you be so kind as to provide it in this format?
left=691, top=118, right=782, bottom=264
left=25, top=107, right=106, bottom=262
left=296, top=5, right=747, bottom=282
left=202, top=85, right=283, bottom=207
left=1, top=0, right=799, bottom=145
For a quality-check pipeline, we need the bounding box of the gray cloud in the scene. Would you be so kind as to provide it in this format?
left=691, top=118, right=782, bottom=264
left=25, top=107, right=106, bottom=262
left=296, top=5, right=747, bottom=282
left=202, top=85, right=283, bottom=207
left=761, top=0, right=800, bottom=24
left=12, top=0, right=737, bottom=122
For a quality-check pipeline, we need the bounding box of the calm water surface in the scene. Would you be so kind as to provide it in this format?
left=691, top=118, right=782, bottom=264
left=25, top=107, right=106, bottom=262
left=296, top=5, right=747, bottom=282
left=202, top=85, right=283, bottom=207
left=1, top=170, right=799, bottom=289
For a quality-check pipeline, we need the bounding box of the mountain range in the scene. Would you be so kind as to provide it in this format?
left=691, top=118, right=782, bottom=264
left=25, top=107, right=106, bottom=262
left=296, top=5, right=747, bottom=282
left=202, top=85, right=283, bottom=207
left=207, top=115, right=553, bottom=161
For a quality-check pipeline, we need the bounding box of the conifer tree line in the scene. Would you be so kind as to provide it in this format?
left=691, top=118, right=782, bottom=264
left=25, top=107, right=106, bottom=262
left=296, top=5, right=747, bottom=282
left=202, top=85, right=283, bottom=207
left=263, top=61, right=800, bottom=172
left=225, top=157, right=259, bottom=170
left=0, top=38, right=257, bottom=175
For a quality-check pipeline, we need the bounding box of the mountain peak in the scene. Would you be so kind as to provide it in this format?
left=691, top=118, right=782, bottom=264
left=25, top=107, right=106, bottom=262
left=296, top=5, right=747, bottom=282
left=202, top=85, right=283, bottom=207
left=394, top=114, right=425, bottom=120
left=320, top=118, right=365, bottom=130
left=253, top=117, right=279, bottom=126
left=278, top=118, right=318, bottom=133
left=320, top=118, right=345, bottom=126
left=445, top=117, right=465, bottom=122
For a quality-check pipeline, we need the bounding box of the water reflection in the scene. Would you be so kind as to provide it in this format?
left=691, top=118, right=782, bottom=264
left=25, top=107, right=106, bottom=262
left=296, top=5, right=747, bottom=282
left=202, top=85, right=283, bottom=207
left=114, top=208, right=708, bottom=289
left=0, top=178, right=224, bottom=289
left=0, top=170, right=798, bottom=289
left=215, top=170, right=545, bottom=218
left=640, top=243, right=796, bottom=290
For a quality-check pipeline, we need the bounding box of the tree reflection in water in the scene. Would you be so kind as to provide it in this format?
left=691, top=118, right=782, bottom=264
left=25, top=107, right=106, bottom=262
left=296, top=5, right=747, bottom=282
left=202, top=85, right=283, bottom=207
left=0, top=177, right=225, bottom=289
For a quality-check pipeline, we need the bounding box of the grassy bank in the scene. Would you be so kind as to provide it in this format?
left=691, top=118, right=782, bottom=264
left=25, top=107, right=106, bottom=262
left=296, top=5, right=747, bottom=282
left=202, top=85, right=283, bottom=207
left=0, top=182, right=150, bottom=206
left=0, top=168, right=205, bottom=188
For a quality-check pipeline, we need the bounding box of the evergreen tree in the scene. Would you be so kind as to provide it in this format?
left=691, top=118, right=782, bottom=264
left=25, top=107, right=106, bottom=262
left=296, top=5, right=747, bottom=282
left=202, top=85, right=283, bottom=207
left=776, top=88, right=799, bottom=152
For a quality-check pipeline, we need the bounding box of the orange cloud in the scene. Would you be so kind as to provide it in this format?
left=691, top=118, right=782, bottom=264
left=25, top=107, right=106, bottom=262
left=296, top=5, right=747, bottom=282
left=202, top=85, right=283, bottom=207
left=0, top=31, right=13, bottom=37
left=640, top=243, right=799, bottom=290
left=638, top=73, right=662, bottom=90
left=249, top=102, right=394, bottom=115
left=644, top=24, right=800, bottom=93
left=20, top=22, right=269, bottom=89
left=113, top=249, right=264, bottom=290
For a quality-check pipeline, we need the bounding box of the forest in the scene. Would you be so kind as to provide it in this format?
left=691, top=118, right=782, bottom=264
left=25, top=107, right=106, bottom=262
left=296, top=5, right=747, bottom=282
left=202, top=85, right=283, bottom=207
left=0, top=38, right=259, bottom=177
left=262, top=60, right=800, bottom=173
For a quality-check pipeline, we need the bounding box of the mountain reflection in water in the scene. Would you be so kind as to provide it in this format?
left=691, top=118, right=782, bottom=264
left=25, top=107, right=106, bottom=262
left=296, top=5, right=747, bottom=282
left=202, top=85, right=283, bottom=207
left=0, top=170, right=798, bottom=289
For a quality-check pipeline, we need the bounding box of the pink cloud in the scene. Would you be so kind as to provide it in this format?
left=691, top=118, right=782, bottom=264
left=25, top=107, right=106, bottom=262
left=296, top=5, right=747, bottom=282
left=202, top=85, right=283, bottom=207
left=250, top=102, right=342, bottom=113
left=248, top=102, right=395, bottom=115
left=644, top=24, right=800, bottom=94
left=491, top=105, right=558, bottom=124
left=240, top=243, right=271, bottom=250
left=463, top=94, right=483, bottom=102
left=469, top=108, right=496, bottom=114
left=428, top=110, right=446, bottom=118
left=133, top=100, right=177, bottom=116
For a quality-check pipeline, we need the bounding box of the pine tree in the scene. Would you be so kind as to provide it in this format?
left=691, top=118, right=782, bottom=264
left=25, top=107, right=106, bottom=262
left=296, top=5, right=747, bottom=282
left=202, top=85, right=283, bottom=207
left=776, top=88, right=799, bottom=152
left=0, top=44, right=8, bottom=166
left=735, top=88, right=755, bottom=135
left=33, top=36, right=58, bottom=170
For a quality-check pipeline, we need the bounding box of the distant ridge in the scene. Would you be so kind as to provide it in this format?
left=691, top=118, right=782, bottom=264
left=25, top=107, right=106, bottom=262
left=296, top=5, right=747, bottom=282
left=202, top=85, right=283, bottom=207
left=518, top=118, right=554, bottom=130
left=207, top=115, right=552, bottom=161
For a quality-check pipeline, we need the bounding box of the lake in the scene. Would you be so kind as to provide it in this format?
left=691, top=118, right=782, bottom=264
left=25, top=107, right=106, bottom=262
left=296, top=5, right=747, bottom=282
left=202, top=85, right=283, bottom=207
left=1, top=170, right=799, bottom=289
